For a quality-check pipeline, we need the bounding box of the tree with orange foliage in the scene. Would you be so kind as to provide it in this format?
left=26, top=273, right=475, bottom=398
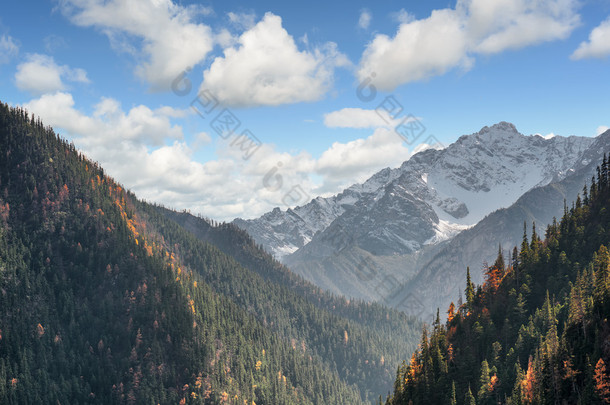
left=595, top=358, right=610, bottom=403
left=522, top=355, right=540, bottom=404
left=36, top=323, right=45, bottom=338
left=447, top=302, right=455, bottom=323
left=484, top=246, right=505, bottom=291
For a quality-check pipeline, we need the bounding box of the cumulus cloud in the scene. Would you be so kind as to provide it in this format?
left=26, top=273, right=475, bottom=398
left=59, top=0, right=214, bottom=91
left=315, top=127, right=410, bottom=190
left=466, top=0, right=578, bottom=54
left=15, top=54, right=89, bottom=95
left=25, top=92, right=181, bottom=146
left=0, top=34, right=19, bottom=64
left=359, top=8, right=470, bottom=90
left=358, top=0, right=580, bottom=90
left=324, top=107, right=402, bottom=129
left=597, top=125, right=610, bottom=136
left=571, top=17, right=610, bottom=60
left=358, top=10, right=372, bottom=29
left=201, top=12, right=350, bottom=107
left=23, top=92, right=416, bottom=220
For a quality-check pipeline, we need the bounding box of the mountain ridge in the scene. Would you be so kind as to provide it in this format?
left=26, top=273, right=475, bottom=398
left=235, top=122, right=596, bottom=312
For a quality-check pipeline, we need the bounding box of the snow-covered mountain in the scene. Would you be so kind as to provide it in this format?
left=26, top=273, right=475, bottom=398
left=233, top=122, right=598, bottom=314
left=392, top=128, right=610, bottom=321
left=232, top=164, right=401, bottom=260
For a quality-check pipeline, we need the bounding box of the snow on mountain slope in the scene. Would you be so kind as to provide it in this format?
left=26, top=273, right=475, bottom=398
left=232, top=194, right=348, bottom=259
left=423, top=122, right=591, bottom=225
left=392, top=129, right=610, bottom=321
left=234, top=122, right=594, bottom=300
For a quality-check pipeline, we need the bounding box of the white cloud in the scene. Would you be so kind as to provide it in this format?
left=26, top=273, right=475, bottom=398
left=324, top=107, right=402, bottom=129
left=390, top=9, right=415, bottom=24
left=466, top=0, right=578, bottom=54
left=571, top=17, right=610, bottom=60
left=228, top=11, right=256, bottom=29
left=192, top=131, right=212, bottom=149
left=315, top=127, right=410, bottom=191
left=15, top=54, right=89, bottom=95
left=201, top=12, right=350, bottom=107
left=597, top=125, right=610, bottom=136
left=23, top=92, right=416, bottom=221
left=25, top=92, right=181, bottom=146
left=358, top=10, right=372, bottom=29
left=0, top=35, right=19, bottom=64
left=358, top=0, right=580, bottom=90
left=59, top=0, right=214, bottom=91
left=359, top=8, right=470, bottom=90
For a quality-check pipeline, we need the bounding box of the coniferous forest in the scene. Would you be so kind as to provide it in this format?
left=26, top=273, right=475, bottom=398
left=386, top=156, right=610, bottom=403
left=0, top=102, right=423, bottom=404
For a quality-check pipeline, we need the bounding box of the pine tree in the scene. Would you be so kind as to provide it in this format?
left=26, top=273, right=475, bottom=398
left=602, top=153, right=608, bottom=189
left=466, top=267, right=475, bottom=313
left=583, top=183, right=589, bottom=206
left=519, top=222, right=529, bottom=266
left=450, top=380, right=457, bottom=405
left=512, top=246, right=520, bottom=286
left=530, top=222, right=538, bottom=252
left=478, top=359, right=492, bottom=404
left=494, top=245, right=505, bottom=272
left=594, top=245, right=610, bottom=304
left=465, top=385, right=477, bottom=405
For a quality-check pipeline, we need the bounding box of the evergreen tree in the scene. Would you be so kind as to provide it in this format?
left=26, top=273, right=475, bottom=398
left=450, top=380, right=457, bottom=405
left=466, top=267, right=475, bottom=313
left=465, top=385, right=477, bottom=405
left=477, top=359, right=491, bottom=404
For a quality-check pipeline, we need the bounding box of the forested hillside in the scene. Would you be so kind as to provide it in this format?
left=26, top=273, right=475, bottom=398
left=387, top=157, right=610, bottom=404
left=158, top=208, right=420, bottom=350
left=0, top=102, right=420, bottom=404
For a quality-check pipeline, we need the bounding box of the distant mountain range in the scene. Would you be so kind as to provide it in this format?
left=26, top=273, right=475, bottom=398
left=235, top=122, right=610, bottom=320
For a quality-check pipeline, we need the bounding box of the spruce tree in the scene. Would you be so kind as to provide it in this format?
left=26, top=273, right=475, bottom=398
left=450, top=380, right=457, bottom=405
left=465, top=385, right=477, bottom=405
left=466, top=267, right=475, bottom=312
left=478, top=359, right=491, bottom=404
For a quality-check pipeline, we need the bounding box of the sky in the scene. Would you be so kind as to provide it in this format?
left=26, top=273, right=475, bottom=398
left=0, top=0, right=609, bottom=221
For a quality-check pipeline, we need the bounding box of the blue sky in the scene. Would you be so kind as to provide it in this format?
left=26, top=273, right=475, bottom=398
left=1, top=0, right=609, bottom=221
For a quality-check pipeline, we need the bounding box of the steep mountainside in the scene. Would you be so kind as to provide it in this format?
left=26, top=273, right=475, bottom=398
left=236, top=122, right=592, bottom=262
left=236, top=123, right=595, bottom=314
left=390, top=129, right=610, bottom=322
left=0, top=103, right=421, bottom=404
left=386, top=154, right=610, bottom=405
left=158, top=208, right=416, bottom=331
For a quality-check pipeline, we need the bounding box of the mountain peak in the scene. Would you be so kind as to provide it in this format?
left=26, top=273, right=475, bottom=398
left=236, top=121, right=594, bottom=264
left=478, top=121, right=519, bottom=135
